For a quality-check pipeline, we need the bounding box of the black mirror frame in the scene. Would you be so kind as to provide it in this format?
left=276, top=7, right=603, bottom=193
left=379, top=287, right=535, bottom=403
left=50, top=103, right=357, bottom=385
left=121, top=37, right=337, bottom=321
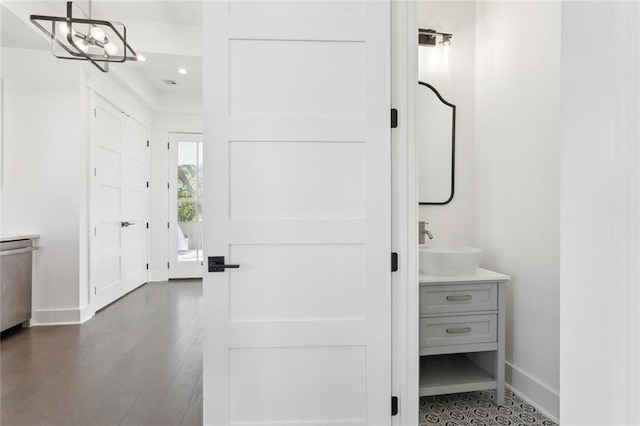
left=418, top=81, right=456, bottom=205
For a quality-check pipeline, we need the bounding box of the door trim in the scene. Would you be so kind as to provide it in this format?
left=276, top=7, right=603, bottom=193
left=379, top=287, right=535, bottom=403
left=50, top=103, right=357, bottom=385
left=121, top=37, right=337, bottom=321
left=391, top=2, right=419, bottom=424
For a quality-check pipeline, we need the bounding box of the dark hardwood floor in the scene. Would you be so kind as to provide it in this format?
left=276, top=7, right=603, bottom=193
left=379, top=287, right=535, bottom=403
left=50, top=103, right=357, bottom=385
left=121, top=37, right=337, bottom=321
left=0, top=280, right=203, bottom=426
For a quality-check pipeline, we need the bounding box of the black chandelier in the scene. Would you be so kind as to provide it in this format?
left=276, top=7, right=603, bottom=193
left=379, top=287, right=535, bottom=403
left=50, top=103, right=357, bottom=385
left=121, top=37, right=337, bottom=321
left=30, top=1, right=141, bottom=73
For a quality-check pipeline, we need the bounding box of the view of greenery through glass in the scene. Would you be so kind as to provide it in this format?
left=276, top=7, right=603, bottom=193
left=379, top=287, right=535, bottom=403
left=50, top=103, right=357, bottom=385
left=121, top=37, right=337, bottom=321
left=177, top=140, right=203, bottom=262
left=177, top=164, right=202, bottom=222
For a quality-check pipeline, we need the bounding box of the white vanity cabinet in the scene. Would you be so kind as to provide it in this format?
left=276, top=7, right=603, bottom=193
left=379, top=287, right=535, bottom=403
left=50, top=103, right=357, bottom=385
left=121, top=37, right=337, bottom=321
left=419, top=268, right=509, bottom=405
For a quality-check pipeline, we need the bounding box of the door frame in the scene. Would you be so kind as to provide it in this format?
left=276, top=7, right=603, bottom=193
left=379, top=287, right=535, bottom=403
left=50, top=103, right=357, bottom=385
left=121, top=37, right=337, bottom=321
left=391, top=2, right=419, bottom=424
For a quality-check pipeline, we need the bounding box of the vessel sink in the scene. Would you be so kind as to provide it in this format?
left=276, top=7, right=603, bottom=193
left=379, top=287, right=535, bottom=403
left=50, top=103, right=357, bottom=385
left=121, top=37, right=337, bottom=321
left=419, top=242, right=482, bottom=276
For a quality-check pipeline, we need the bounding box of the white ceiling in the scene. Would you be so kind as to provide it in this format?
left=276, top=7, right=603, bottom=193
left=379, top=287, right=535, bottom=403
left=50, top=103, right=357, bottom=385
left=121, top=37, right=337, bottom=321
left=1, top=1, right=203, bottom=101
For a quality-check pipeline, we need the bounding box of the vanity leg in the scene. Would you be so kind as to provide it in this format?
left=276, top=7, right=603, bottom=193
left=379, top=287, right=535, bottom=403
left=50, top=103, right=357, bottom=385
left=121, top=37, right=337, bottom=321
left=494, top=282, right=506, bottom=406
left=495, top=377, right=505, bottom=406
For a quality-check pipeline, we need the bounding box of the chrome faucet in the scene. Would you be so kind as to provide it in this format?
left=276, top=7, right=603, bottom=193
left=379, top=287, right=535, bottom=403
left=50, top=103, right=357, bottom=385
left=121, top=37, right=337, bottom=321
left=419, top=221, right=433, bottom=244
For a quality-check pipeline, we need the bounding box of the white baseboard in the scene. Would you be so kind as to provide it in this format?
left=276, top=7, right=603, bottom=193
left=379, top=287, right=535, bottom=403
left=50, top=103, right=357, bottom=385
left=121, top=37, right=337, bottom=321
left=149, top=270, right=168, bottom=282
left=79, top=305, right=95, bottom=323
left=31, top=307, right=93, bottom=326
left=506, top=361, right=559, bottom=422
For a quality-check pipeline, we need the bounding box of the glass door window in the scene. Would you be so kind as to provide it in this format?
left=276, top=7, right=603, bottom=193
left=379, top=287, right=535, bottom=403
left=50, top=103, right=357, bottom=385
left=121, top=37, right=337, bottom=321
left=169, top=133, right=204, bottom=279
left=177, top=139, right=203, bottom=262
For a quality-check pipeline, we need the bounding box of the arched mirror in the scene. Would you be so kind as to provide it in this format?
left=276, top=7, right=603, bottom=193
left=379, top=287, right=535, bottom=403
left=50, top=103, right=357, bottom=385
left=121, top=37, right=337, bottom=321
left=417, top=82, right=456, bottom=205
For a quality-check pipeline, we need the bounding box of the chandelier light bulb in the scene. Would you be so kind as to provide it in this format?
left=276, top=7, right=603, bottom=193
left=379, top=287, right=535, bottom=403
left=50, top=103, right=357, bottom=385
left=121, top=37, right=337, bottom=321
left=58, top=22, right=75, bottom=37
left=104, top=42, right=119, bottom=56
left=76, top=39, right=89, bottom=53
left=90, top=26, right=106, bottom=42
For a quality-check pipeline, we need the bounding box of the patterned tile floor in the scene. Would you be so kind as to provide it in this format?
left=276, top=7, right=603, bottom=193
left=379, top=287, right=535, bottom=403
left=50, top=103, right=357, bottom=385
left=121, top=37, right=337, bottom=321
left=420, top=389, right=558, bottom=426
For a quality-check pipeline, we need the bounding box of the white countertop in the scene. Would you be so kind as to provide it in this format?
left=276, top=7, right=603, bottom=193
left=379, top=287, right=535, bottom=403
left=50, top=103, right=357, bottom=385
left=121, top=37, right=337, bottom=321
left=0, top=234, right=40, bottom=243
left=419, top=267, right=509, bottom=284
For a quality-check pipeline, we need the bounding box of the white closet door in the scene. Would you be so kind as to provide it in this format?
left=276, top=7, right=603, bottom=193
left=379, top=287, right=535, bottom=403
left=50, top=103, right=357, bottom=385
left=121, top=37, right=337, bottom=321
left=90, top=94, right=149, bottom=311
left=120, top=118, right=150, bottom=294
left=202, top=2, right=391, bottom=425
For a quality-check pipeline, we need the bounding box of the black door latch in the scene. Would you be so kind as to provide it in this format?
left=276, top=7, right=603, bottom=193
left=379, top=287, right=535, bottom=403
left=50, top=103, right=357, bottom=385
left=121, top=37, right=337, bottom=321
left=208, top=256, right=240, bottom=272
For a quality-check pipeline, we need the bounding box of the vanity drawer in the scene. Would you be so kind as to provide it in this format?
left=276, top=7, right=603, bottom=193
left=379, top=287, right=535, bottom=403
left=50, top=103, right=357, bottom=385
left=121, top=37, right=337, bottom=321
left=419, top=283, right=497, bottom=314
left=420, top=315, right=497, bottom=348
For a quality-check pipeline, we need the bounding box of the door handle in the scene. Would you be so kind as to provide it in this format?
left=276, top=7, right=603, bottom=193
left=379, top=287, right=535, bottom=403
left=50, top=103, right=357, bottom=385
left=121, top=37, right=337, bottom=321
left=208, top=256, right=240, bottom=272
left=121, top=221, right=135, bottom=227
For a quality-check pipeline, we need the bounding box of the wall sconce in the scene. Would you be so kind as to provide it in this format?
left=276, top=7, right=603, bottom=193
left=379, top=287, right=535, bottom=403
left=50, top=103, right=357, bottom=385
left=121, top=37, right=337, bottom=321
left=30, top=1, right=140, bottom=73
left=419, top=29, right=453, bottom=47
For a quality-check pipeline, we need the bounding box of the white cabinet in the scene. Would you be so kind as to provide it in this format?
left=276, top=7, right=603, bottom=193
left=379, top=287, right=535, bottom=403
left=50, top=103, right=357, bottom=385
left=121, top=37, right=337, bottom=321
left=419, top=268, right=509, bottom=405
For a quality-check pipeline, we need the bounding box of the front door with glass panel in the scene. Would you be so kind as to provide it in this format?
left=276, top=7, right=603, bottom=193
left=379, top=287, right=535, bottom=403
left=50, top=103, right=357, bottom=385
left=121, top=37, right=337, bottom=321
left=169, top=133, right=204, bottom=279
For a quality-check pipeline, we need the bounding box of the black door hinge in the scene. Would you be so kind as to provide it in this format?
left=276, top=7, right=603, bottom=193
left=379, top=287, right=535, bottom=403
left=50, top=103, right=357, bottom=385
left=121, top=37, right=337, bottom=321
left=146, top=222, right=149, bottom=229
left=146, top=181, right=149, bottom=188
left=146, top=263, right=149, bottom=270
left=167, top=262, right=170, bottom=269
left=391, top=109, right=398, bottom=128
left=391, top=396, right=398, bottom=416
left=391, top=252, right=398, bottom=272
left=147, top=140, right=150, bottom=147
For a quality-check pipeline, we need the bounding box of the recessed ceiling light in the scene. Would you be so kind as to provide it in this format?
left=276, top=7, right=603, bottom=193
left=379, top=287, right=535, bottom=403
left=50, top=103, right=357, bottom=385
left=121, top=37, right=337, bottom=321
left=178, top=68, right=188, bottom=75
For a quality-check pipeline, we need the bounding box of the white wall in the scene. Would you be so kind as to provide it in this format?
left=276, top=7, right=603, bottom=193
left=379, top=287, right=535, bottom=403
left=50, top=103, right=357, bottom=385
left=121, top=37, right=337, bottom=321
left=475, top=1, right=560, bottom=419
left=0, top=10, right=4, bottom=225
left=560, top=2, right=640, bottom=424
left=156, top=92, right=202, bottom=115
left=418, top=2, right=475, bottom=245
left=1, top=47, right=87, bottom=323
left=1, top=46, right=156, bottom=324
left=149, top=112, right=202, bottom=281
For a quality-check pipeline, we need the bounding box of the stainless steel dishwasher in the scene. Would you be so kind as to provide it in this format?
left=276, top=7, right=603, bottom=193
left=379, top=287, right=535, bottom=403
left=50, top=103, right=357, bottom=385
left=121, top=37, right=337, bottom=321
left=1, top=238, right=37, bottom=332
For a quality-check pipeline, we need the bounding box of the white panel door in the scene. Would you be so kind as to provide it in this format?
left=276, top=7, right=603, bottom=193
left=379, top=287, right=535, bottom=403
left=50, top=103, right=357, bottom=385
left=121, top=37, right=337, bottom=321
left=120, top=118, right=150, bottom=294
left=203, top=2, right=391, bottom=425
left=90, top=94, right=149, bottom=311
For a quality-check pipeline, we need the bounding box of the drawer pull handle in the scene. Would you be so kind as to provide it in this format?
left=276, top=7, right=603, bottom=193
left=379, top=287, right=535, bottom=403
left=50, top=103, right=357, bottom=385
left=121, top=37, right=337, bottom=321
left=446, top=327, right=472, bottom=334
left=446, top=295, right=472, bottom=301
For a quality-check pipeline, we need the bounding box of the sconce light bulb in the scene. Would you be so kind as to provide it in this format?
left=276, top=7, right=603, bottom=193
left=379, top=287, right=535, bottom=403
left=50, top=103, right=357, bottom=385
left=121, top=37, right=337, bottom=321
left=443, top=44, right=451, bottom=61
left=90, top=26, right=106, bottom=42
left=104, top=42, right=119, bottom=56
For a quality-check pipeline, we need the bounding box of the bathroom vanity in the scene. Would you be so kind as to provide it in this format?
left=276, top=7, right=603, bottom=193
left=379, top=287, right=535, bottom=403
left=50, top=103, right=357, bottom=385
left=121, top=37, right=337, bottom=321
left=419, top=268, right=509, bottom=405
